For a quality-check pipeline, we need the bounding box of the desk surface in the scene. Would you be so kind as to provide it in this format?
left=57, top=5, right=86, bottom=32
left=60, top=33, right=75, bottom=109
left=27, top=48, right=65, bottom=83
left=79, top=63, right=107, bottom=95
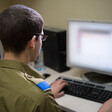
left=40, top=66, right=102, bottom=112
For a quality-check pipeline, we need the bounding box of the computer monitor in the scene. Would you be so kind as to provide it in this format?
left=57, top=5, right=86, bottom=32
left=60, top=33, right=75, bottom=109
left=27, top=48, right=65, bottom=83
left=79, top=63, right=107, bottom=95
left=67, top=19, right=112, bottom=83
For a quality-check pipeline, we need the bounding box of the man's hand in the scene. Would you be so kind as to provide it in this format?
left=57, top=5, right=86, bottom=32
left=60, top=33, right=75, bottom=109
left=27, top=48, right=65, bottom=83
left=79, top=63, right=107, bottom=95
left=50, top=79, right=68, bottom=98
left=98, top=98, right=112, bottom=112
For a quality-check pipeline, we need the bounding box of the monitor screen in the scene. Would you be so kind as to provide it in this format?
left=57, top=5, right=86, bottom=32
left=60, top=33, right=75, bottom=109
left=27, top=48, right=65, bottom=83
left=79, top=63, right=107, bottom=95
left=67, top=20, right=112, bottom=75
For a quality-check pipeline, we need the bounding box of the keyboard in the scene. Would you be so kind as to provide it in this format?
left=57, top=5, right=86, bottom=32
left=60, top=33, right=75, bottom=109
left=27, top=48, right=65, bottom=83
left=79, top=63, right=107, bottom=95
left=57, top=76, right=112, bottom=103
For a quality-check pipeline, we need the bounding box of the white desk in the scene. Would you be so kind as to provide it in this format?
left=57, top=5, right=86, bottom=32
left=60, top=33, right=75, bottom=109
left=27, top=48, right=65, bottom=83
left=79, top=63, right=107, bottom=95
left=41, top=66, right=102, bottom=112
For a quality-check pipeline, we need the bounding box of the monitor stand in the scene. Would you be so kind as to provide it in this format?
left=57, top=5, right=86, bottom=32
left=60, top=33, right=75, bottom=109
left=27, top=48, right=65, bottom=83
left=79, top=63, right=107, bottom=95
left=82, top=72, right=112, bottom=85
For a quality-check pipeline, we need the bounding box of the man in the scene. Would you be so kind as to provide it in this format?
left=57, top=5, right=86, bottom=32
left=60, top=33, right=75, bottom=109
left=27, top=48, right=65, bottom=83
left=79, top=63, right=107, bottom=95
left=0, top=4, right=112, bottom=112
left=0, top=4, right=68, bottom=112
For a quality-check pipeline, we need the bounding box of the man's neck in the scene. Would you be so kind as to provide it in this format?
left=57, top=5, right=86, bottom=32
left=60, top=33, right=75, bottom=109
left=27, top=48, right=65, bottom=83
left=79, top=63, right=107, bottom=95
left=4, top=52, right=29, bottom=64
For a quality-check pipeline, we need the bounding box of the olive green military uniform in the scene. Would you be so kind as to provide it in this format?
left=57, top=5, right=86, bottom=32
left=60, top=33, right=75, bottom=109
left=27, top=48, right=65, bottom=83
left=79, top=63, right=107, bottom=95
left=0, top=59, right=62, bottom=112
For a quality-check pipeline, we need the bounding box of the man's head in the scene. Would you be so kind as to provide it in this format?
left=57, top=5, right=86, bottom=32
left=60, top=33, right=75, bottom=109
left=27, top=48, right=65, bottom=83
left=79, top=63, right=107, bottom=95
left=0, top=4, right=44, bottom=58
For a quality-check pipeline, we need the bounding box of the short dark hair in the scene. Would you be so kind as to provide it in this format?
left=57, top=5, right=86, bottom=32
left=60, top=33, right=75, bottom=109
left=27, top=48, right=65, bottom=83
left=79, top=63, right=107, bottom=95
left=0, top=4, right=43, bottom=54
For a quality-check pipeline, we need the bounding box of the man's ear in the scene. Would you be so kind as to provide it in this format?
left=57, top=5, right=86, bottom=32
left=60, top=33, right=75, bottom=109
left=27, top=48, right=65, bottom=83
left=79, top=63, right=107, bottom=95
left=29, top=35, right=36, bottom=49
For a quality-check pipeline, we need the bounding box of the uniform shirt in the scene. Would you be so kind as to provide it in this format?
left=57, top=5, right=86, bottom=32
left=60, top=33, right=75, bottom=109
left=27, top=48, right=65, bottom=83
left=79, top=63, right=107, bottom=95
left=0, top=59, right=62, bottom=112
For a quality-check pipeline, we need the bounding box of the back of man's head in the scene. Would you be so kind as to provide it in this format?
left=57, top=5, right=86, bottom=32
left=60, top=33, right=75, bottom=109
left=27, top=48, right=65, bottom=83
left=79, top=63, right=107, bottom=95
left=0, top=4, right=43, bottom=55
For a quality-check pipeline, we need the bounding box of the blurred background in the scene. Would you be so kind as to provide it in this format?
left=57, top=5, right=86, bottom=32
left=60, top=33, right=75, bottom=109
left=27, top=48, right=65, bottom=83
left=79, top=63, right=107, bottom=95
left=0, top=0, right=112, bottom=29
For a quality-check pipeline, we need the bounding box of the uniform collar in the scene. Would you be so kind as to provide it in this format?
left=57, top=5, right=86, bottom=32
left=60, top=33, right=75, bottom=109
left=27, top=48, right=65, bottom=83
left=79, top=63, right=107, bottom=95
left=0, top=59, right=26, bottom=72
left=0, top=59, right=43, bottom=78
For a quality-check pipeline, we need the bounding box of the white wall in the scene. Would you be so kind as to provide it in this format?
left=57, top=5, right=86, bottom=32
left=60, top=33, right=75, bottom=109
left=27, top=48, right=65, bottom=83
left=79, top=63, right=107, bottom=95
left=0, top=0, right=11, bottom=12
left=1, top=0, right=112, bottom=29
